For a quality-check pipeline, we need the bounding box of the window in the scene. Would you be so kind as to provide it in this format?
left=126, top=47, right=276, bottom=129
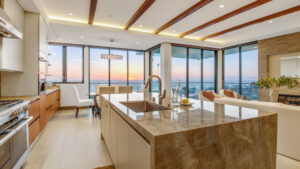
left=129, top=51, right=144, bottom=92
left=89, top=48, right=109, bottom=95
left=110, top=49, right=127, bottom=86
left=241, top=44, right=258, bottom=100
left=48, top=45, right=63, bottom=83
left=224, top=47, right=239, bottom=93
left=89, top=47, right=145, bottom=96
left=169, top=45, right=217, bottom=99
left=48, top=44, right=84, bottom=83
left=172, top=46, right=187, bottom=97
left=223, top=43, right=258, bottom=100
left=188, top=48, right=201, bottom=99
left=203, top=50, right=216, bottom=91
left=150, top=48, right=160, bottom=92
left=66, top=46, right=83, bottom=83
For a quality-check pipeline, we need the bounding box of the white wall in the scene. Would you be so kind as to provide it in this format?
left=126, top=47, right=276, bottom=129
left=58, top=46, right=89, bottom=107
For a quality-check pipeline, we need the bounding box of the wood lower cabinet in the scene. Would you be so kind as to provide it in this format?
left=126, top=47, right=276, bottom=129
left=29, top=90, right=60, bottom=146
left=101, top=100, right=150, bottom=169
left=28, top=118, right=40, bottom=146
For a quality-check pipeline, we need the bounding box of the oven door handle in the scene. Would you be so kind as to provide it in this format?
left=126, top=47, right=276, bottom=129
left=15, top=116, right=33, bottom=132
left=0, top=116, right=33, bottom=146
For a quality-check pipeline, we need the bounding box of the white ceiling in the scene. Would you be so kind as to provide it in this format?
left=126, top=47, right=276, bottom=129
left=18, top=0, right=300, bottom=50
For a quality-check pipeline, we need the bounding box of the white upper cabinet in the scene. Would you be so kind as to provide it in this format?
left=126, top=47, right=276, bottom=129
left=0, top=0, right=24, bottom=71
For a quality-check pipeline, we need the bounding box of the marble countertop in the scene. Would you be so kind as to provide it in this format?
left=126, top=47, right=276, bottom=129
left=0, top=87, right=60, bottom=103
left=102, top=93, right=277, bottom=141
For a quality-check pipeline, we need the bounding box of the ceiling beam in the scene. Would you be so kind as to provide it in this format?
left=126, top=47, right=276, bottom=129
left=153, top=0, right=213, bottom=34
left=200, top=5, right=300, bottom=40
left=124, top=0, right=155, bottom=30
left=88, top=0, right=98, bottom=24
left=179, top=0, right=272, bottom=38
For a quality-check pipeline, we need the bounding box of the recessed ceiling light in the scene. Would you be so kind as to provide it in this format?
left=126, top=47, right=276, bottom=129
left=219, top=4, right=225, bottom=8
left=80, top=35, right=84, bottom=38
left=67, top=12, right=73, bottom=16
left=139, top=25, right=143, bottom=27
left=172, top=30, right=176, bottom=32
left=268, top=20, right=273, bottom=23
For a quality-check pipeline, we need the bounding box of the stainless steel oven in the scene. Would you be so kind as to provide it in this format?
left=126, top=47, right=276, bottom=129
left=0, top=100, right=31, bottom=169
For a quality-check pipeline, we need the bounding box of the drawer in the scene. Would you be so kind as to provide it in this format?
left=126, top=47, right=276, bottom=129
left=28, top=99, right=40, bottom=124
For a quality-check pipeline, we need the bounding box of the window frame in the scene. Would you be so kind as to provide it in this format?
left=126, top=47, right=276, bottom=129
left=88, top=46, right=145, bottom=96
left=148, top=44, right=218, bottom=98
left=222, top=41, right=258, bottom=96
left=48, top=43, right=84, bottom=84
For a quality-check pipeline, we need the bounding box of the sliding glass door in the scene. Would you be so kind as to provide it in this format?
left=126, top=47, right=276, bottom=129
left=203, top=50, right=216, bottom=91
left=188, top=48, right=201, bottom=99
left=172, top=46, right=187, bottom=97
left=224, top=47, right=240, bottom=93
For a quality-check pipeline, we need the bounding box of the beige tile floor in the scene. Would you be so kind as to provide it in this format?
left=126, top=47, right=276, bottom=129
left=24, top=108, right=112, bottom=169
left=23, top=108, right=300, bottom=169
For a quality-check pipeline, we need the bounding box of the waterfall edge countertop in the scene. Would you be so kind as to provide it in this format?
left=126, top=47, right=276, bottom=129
left=101, top=93, right=277, bottom=141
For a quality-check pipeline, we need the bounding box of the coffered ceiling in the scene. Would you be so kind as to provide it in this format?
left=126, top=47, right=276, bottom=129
left=18, top=0, right=300, bottom=49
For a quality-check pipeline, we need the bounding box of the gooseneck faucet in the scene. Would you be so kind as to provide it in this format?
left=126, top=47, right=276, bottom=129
left=144, top=75, right=166, bottom=104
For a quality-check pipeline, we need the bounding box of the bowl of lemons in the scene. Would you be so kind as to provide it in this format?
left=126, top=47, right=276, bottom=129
left=179, top=99, right=193, bottom=106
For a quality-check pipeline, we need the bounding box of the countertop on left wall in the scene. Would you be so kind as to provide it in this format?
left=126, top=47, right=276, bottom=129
left=0, top=87, right=60, bottom=103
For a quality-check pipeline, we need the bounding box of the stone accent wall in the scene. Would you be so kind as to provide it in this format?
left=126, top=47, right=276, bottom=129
left=258, top=32, right=300, bottom=101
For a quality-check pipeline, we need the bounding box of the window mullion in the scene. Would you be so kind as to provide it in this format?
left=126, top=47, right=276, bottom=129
left=239, top=47, right=242, bottom=95
left=63, top=46, right=67, bottom=83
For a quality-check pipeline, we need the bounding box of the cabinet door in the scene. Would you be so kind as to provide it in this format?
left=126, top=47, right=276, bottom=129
left=39, top=94, right=46, bottom=131
left=28, top=99, right=40, bottom=124
left=128, top=127, right=151, bottom=169
left=110, top=110, right=118, bottom=163
left=116, top=115, right=129, bottom=169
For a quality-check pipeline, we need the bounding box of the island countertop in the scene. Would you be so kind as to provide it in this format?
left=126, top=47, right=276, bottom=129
left=101, top=93, right=278, bottom=169
left=101, top=93, right=276, bottom=141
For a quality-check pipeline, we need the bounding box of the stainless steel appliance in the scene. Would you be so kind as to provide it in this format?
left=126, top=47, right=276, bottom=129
left=0, top=100, right=32, bottom=169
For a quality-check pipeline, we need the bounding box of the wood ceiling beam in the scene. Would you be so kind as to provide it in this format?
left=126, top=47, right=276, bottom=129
left=125, top=0, right=155, bottom=30
left=179, top=0, right=272, bottom=38
left=153, top=0, right=213, bottom=34
left=88, top=0, right=98, bottom=24
left=200, top=5, right=300, bottom=40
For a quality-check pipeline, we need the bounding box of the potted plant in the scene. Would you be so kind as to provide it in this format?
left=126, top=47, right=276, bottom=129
left=252, top=76, right=299, bottom=102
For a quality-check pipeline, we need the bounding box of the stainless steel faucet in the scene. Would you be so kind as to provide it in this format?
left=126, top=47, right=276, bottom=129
left=144, top=75, right=166, bottom=104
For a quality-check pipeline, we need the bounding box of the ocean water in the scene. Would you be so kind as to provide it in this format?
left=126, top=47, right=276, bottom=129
left=90, top=80, right=258, bottom=100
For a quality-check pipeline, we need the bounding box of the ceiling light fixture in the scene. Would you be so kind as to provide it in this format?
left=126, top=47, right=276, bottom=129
left=268, top=20, right=273, bottom=23
left=80, top=35, right=84, bottom=38
left=67, top=12, right=73, bottom=16
left=219, top=4, right=225, bottom=8
left=101, top=54, right=123, bottom=60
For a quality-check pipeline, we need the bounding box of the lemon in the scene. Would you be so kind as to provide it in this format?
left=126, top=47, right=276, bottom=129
left=181, top=99, right=188, bottom=104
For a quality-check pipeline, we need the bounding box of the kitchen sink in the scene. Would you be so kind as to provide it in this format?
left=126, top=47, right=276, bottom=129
left=120, top=101, right=171, bottom=113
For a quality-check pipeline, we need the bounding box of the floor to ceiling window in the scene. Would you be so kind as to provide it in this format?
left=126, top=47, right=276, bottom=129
left=241, top=44, right=258, bottom=100
left=48, top=45, right=63, bottom=83
left=188, top=48, right=201, bottom=99
left=110, top=49, right=127, bottom=86
left=89, top=48, right=109, bottom=94
left=203, top=50, right=216, bottom=91
left=150, top=48, right=160, bottom=92
left=128, top=51, right=144, bottom=92
left=223, top=43, right=258, bottom=100
left=223, top=47, right=240, bottom=93
left=172, top=46, right=187, bottom=97
left=89, top=47, right=144, bottom=96
left=170, top=45, right=217, bottom=99
left=66, top=46, right=83, bottom=83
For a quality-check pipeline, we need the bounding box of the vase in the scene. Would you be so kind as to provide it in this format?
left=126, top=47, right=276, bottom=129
left=269, top=88, right=279, bottom=102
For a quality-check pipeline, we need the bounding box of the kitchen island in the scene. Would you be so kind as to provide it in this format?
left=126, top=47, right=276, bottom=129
left=100, top=93, right=277, bottom=169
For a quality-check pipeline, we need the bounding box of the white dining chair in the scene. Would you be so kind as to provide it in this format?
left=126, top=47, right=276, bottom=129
left=72, top=86, right=94, bottom=118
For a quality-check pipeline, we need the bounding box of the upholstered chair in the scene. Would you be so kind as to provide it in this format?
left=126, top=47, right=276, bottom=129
left=72, top=86, right=94, bottom=118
